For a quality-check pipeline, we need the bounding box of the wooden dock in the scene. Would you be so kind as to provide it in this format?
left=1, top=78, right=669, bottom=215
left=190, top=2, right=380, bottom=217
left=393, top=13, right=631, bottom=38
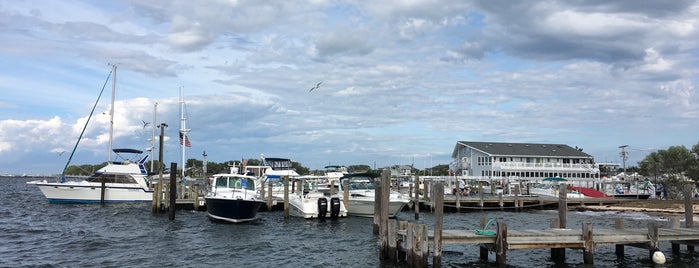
left=377, top=178, right=699, bottom=267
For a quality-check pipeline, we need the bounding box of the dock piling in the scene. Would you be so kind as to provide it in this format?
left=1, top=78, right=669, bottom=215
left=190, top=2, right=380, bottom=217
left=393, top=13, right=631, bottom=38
left=433, top=182, right=444, bottom=268
left=168, top=162, right=177, bottom=220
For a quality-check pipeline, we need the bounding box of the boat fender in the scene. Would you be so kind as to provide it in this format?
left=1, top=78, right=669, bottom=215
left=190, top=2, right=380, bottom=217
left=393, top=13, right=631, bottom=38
left=330, top=197, right=341, bottom=220
left=317, top=198, right=328, bottom=219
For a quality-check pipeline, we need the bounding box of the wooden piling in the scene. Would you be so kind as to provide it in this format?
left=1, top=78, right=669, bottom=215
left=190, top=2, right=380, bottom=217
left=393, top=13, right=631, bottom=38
left=670, top=217, right=681, bottom=254
left=398, top=221, right=408, bottom=261
left=267, top=180, right=273, bottom=211
left=582, top=222, right=594, bottom=264
left=283, top=176, right=289, bottom=218
left=615, top=218, right=625, bottom=256
left=551, top=184, right=567, bottom=261
left=433, top=182, right=444, bottom=268
left=343, top=179, right=349, bottom=212
left=413, top=174, right=420, bottom=220
left=388, top=219, right=397, bottom=261
left=100, top=177, right=106, bottom=206
left=495, top=221, right=508, bottom=266
left=379, top=169, right=390, bottom=257
left=480, top=215, right=489, bottom=260
left=648, top=222, right=659, bottom=259
left=685, top=183, right=694, bottom=228
left=168, top=162, right=177, bottom=220
left=478, top=181, right=484, bottom=208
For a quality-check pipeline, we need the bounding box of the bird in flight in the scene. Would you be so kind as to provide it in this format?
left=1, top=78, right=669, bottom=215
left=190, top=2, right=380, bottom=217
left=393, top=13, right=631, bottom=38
left=309, top=81, right=322, bottom=92
left=142, top=120, right=150, bottom=129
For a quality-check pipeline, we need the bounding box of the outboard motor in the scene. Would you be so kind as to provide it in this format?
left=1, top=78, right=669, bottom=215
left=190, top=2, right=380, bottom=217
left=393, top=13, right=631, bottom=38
left=330, top=197, right=341, bottom=220
left=317, top=197, right=328, bottom=219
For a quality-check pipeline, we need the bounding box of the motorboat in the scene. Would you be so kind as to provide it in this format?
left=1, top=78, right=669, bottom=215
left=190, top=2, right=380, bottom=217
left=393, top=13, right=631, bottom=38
left=288, top=178, right=346, bottom=219
left=27, top=149, right=153, bottom=203
left=601, top=179, right=654, bottom=199
left=338, top=173, right=410, bottom=218
left=528, top=177, right=588, bottom=198
left=205, top=173, right=265, bottom=223
left=27, top=66, right=155, bottom=204
left=245, top=155, right=300, bottom=203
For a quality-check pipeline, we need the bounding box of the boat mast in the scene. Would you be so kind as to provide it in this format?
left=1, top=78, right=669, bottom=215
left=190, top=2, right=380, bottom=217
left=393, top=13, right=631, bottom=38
left=108, top=64, right=116, bottom=162
left=180, top=86, right=189, bottom=178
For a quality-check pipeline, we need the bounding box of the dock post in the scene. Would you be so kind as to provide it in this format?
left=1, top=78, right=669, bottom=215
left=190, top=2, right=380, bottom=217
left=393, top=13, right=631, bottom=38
left=498, top=192, right=503, bottom=210
left=100, top=176, right=106, bottom=207
left=417, top=223, right=429, bottom=267
left=648, top=222, right=659, bottom=260
left=433, top=182, right=444, bottom=268
left=374, top=171, right=384, bottom=235
left=582, top=221, right=594, bottom=264
left=670, top=217, right=681, bottom=254
left=406, top=222, right=415, bottom=266
left=168, top=162, right=177, bottom=220
left=414, top=174, right=420, bottom=220
left=685, top=183, right=694, bottom=228
left=330, top=180, right=335, bottom=196
left=343, top=179, right=349, bottom=212
left=480, top=215, right=489, bottom=260
left=478, top=181, right=484, bottom=208
left=379, top=169, right=390, bottom=257
left=398, top=221, right=408, bottom=261
left=495, top=221, right=507, bottom=266
left=550, top=184, right=567, bottom=262
left=615, top=218, right=625, bottom=257
left=283, top=176, right=289, bottom=219
left=387, top=219, right=397, bottom=262
left=514, top=187, right=520, bottom=211
left=267, top=180, right=273, bottom=210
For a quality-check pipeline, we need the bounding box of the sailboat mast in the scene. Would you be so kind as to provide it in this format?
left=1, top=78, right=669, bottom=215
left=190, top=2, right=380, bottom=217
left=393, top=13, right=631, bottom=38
left=180, top=86, right=187, bottom=179
left=108, top=64, right=116, bottom=162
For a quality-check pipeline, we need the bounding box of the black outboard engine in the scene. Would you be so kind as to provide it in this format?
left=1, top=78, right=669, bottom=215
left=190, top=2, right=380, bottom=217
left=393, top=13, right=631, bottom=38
left=317, top=197, right=328, bottom=219
left=330, top=197, right=341, bottom=220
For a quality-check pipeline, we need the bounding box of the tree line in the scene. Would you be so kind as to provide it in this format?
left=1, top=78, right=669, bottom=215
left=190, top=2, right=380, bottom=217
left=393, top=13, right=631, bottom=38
left=63, top=158, right=451, bottom=177
left=637, top=142, right=699, bottom=199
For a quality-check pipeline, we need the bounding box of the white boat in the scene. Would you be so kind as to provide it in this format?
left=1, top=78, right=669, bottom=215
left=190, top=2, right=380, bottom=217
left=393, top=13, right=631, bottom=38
left=205, top=173, right=265, bottom=223
left=338, top=173, right=410, bottom=218
left=601, top=178, right=654, bottom=199
left=245, top=155, right=300, bottom=203
left=28, top=149, right=153, bottom=203
left=288, top=179, right=347, bottom=219
left=27, top=66, right=154, bottom=204
left=528, top=177, right=588, bottom=198
left=317, top=165, right=348, bottom=193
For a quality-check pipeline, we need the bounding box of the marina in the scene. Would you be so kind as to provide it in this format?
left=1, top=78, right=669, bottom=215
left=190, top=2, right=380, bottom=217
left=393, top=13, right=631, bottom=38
left=4, top=176, right=699, bottom=267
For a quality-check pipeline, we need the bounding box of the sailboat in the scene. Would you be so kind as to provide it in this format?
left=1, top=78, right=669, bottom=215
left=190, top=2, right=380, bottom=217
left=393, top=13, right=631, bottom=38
left=27, top=65, right=154, bottom=203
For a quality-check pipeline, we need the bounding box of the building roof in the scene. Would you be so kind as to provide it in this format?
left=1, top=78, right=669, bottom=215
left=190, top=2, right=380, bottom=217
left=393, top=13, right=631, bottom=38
left=453, top=141, right=593, bottom=158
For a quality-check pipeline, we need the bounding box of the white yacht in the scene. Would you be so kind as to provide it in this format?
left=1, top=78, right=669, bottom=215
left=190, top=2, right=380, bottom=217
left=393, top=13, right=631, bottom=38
left=338, top=173, right=409, bottom=218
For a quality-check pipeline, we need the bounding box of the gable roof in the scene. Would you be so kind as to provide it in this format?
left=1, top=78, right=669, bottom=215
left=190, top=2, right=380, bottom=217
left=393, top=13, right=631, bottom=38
left=454, top=141, right=592, bottom=158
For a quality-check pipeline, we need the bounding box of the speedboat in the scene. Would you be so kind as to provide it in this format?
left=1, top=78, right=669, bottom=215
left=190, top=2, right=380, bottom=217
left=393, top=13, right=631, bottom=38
left=27, top=149, right=153, bottom=203
left=288, top=178, right=347, bottom=219
left=205, top=173, right=265, bottom=223
left=338, top=173, right=410, bottom=218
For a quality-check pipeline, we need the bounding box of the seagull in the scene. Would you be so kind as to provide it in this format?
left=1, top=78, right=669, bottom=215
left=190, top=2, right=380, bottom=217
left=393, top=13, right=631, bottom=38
left=57, top=151, right=66, bottom=156
left=309, top=81, right=322, bottom=92
left=142, top=120, right=150, bottom=129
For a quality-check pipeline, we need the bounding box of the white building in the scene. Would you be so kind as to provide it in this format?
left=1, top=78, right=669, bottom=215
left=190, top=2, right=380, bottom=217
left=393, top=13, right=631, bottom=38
left=451, top=141, right=599, bottom=181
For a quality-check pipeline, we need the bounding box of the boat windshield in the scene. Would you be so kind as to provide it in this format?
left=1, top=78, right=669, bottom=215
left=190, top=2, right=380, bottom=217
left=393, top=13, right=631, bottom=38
left=348, top=179, right=375, bottom=190
left=216, top=176, right=255, bottom=191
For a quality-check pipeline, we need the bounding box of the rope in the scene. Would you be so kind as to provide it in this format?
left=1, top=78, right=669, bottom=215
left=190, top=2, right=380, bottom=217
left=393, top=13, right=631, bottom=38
left=475, top=218, right=496, bottom=236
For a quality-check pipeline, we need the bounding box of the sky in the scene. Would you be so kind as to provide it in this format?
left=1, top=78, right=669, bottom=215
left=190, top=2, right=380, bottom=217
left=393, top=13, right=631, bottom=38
left=1, top=0, right=698, bottom=175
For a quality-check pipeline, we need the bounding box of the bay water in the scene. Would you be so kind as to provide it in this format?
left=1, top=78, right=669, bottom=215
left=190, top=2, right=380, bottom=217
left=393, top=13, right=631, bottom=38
left=2, top=177, right=697, bottom=267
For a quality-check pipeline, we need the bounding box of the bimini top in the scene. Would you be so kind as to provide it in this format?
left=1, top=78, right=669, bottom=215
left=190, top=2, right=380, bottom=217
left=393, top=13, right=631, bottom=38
left=113, top=148, right=143, bottom=154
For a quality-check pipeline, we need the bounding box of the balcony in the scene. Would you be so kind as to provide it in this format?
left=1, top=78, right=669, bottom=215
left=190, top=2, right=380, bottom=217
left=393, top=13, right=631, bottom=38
left=493, top=162, right=596, bottom=172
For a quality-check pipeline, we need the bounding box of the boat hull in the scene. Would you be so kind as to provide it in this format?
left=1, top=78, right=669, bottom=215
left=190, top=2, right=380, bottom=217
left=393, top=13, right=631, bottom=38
left=30, top=181, right=153, bottom=203
left=206, top=197, right=264, bottom=223
left=346, top=199, right=408, bottom=218
left=288, top=195, right=348, bottom=219
left=614, top=194, right=651, bottom=199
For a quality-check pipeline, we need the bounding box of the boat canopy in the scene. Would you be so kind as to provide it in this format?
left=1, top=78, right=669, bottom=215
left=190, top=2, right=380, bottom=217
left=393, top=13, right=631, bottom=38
left=543, top=177, right=568, bottom=182
left=113, top=148, right=143, bottom=154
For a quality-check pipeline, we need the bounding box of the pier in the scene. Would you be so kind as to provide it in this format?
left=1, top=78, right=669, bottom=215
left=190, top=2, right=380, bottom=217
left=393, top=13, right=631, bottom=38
left=377, top=178, right=699, bottom=267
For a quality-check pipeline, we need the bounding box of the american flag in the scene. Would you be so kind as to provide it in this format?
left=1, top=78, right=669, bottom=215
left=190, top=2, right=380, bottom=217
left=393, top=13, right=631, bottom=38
left=179, top=132, right=191, bottom=147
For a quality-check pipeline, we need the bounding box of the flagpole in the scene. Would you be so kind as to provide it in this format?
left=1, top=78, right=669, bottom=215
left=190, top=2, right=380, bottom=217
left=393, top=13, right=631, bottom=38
left=180, top=86, right=187, bottom=179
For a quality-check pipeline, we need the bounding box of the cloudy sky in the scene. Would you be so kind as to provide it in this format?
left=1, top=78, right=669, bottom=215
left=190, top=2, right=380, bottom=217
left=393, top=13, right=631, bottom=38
left=1, top=0, right=698, bottom=175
